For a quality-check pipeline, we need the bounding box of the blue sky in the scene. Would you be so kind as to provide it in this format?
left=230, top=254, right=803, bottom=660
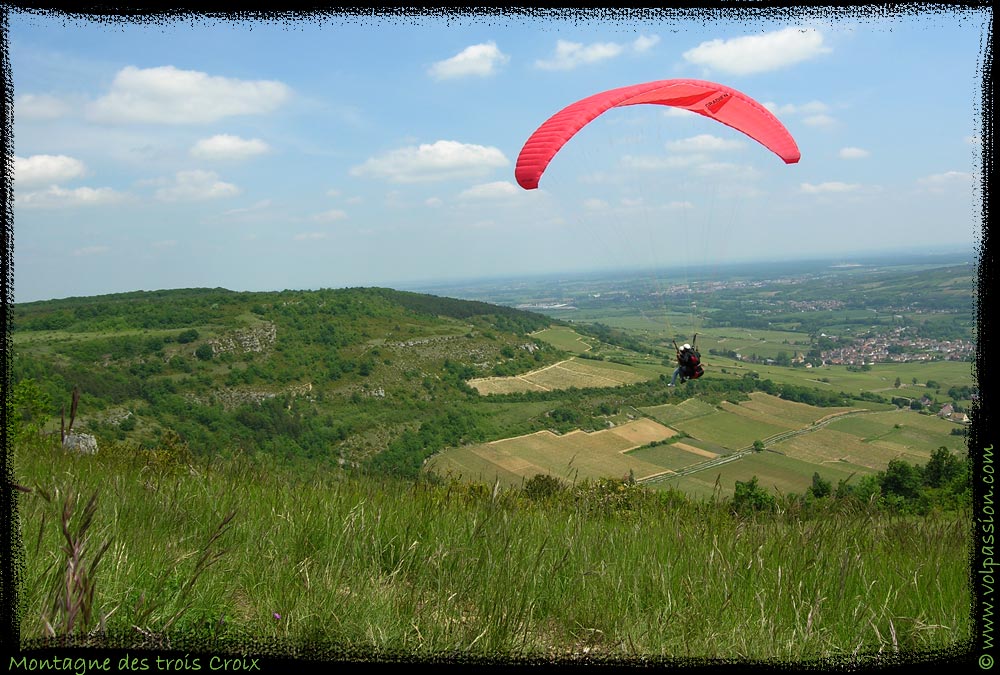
left=7, top=8, right=988, bottom=303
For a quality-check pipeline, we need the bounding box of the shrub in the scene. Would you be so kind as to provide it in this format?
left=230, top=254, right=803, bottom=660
left=732, top=476, right=776, bottom=514
left=177, top=329, right=200, bottom=344
left=523, top=473, right=564, bottom=501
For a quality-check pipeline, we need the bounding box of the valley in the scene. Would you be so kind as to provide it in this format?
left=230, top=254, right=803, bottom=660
left=10, top=252, right=976, bottom=501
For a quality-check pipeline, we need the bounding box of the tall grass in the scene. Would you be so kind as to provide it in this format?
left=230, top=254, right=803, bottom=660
left=13, top=437, right=971, bottom=665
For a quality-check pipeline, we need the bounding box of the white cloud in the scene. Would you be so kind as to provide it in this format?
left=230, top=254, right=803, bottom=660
left=535, top=35, right=658, bottom=71
left=73, top=245, right=111, bottom=256
left=14, top=154, right=87, bottom=186
left=466, top=219, right=496, bottom=230
left=620, top=153, right=709, bottom=170
left=633, top=35, right=660, bottom=53
left=764, top=100, right=829, bottom=116
left=458, top=181, right=518, bottom=199
left=694, top=162, right=760, bottom=180
left=16, top=93, right=71, bottom=120
left=87, top=65, right=291, bottom=124
left=666, top=134, right=744, bottom=153
left=425, top=197, right=443, bottom=207
left=667, top=200, right=695, bottom=210
left=293, top=232, right=330, bottom=241
left=222, top=200, right=272, bottom=216
left=764, top=100, right=836, bottom=127
left=683, top=27, right=831, bottom=75
left=155, top=170, right=240, bottom=201
left=800, top=181, right=861, bottom=194
left=15, top=185, right=126, bottom=209
left=152, top=240, right=177, bottom=249
left=965, top=134, right=982, bottom=146
left=312, top=208, right=348, bottom=222
left=535, top=39, right=624, bottom=70
left=350, top=140, right=509, bottom=183
left=429, top=42, right=510, bottom=80
left=917, top=171, right=974, bottom=193
left=803, top=114, right=837, bottom=128
left=839, top=147, right=870, bottom=159
left=583, top=198, right=609, bottom=210
left=191, top=134, right=270, bottom=160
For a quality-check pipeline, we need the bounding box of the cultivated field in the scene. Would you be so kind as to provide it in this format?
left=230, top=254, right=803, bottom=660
left=728, top=395, right=856, bottom=426
left=641, top=398, right=718, bottom=426
left=771, top=411, right=961, bottom=469
left=626, top=442, right=719, bottom=474
left=431, top=392, right=967, bottom=499
left=706, top=359, right=972, bottom=399
left=662, top=450, right=868, bottom=500
left=467, top=357, right=650, bottom=395
left=426, top=417, right=679, bottom=487
left=531, top=326, right=594, bottom=354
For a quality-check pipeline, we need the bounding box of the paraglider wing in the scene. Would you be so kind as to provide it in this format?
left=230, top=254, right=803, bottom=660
left=514, top=78, right=800, bottom=190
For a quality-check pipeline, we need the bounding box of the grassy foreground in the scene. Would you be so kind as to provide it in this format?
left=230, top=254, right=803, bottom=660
left=12, top=437, right=971, bottom=665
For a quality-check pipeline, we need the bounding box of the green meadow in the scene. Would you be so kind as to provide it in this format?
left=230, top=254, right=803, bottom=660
left=14, top=436, right=971, bottom=663
left=531, top=326, right=595, bottom=353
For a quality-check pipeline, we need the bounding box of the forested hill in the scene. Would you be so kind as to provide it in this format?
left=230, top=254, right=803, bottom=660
left=11, top=286, right=563, bottom=467
left=12, top=286, right=553, bottom=333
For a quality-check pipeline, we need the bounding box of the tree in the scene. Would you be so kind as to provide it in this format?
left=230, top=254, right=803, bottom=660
left=836, top=473, right=881, bottom=503
left=733, top=476, right=776, bottom=513
left=808, top=472, right=832, bottom=498
left=195, top=344, right=214, bottom=361
left=8, top=379, right=53, bottom=439
left=550, top=407, right=580, bottom=424
left=752, top=440, right=765, bottom=453
left=880, top=459, right=923, bottom=500
left=894, top=377, right=902, bottom=388
left=924, top=446, right=962, bottom=488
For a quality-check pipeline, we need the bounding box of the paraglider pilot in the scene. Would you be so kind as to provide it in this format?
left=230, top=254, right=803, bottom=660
left=669, top=340, right=703, bottom=387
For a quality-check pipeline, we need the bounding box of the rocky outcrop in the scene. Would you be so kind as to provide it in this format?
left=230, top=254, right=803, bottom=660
left=188, top=382, right=313, bottom=411
left=63, top=432, right=98, bottom=455
left=208, top=322, right=277, bottom=356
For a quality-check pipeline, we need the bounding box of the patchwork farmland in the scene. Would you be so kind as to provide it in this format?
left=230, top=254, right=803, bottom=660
left=467, top=356, right=651, bottom=395
left=425, top=417, right=687, bottom=488
left=427, top=393, right=967, bottom=500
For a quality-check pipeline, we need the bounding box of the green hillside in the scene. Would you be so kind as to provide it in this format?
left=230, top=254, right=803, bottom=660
left=10, top=281, right=974, bottom=497
left=11, top=287, right=564, bottom=470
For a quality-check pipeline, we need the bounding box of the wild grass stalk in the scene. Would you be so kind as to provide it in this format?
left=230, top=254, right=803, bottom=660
left=36, top=488, right=112, bottom=640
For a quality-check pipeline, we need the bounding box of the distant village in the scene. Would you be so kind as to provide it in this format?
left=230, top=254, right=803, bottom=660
left=815, top=328, right=974, bottom=366
left=729, top=330, right=974, bottom=368
left=722, top=328, right=975, bottom=425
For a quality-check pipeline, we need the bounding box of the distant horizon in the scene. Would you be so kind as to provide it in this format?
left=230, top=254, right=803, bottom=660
left=396, top=242, right=980, bottom=292
left=11, top=242, right=978, bottom=305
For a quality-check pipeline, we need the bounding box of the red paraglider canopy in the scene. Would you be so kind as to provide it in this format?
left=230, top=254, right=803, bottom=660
left=515, top=78, right=800, bottom=190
